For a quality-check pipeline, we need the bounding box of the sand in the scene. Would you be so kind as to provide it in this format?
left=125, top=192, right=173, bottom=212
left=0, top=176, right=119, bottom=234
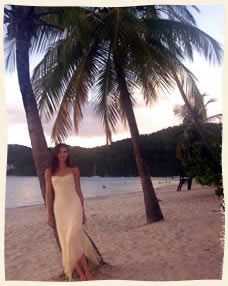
left=4, top=182, right=224, bottom=281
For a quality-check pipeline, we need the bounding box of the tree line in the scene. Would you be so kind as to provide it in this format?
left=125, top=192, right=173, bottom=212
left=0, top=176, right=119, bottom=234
left=7, top=123, right=221, bottom=178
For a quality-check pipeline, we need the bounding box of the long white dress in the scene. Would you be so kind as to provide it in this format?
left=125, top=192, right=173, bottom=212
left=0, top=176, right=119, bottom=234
left=51, top=173, right=100, bottom=280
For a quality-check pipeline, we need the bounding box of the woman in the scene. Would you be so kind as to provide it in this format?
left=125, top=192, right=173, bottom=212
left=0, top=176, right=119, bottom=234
left=45, top=143, right=100, bottom=281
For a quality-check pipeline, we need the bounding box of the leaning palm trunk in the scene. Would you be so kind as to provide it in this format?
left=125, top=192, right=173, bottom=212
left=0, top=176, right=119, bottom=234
left=113, top=54, right=164, bottom=223
left=15, top=36, right=62, bottom=249
left=15, top=37, right=50, bottom=200
left=171, top=68, right=219, bottom=165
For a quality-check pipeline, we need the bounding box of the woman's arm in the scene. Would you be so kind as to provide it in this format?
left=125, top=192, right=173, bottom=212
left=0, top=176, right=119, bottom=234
left=45, top=168, right=55, bottom=228
left=73, top=167, right=86, bottom=224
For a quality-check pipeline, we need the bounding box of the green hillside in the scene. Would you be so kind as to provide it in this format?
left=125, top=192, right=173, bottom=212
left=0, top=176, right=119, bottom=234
left=7, top=124, right=221, bottom=177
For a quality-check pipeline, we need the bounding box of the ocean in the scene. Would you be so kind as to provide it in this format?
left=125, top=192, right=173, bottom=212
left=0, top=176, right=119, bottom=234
left=5, top=176, right=178, bottom=209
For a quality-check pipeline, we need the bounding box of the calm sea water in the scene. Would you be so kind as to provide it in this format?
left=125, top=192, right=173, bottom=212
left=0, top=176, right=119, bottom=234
left=5, top=176, right=178, bottom=209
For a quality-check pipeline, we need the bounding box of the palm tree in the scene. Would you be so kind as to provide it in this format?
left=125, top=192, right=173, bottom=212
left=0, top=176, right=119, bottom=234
left=4, top=5, right=96, bottom=197
left=170, top=69, right=221, bottom=164
left=138, top=5, right=223, bottom=164
left=4, top=5, right=65, bottom=199
left=174, top=90, right=222, bottom=127
left=31, top=6, right=223, bottom=223
left=173, top=82, right=222, bottom=163
left=4, top=5, right=104, bottom=264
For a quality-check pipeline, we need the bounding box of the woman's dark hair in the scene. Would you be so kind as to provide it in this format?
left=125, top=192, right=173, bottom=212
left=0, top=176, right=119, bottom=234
left=51, top=143, right=72, bottom=175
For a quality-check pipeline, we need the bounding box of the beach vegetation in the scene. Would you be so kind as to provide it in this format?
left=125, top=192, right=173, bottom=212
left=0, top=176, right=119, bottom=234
left=174, top=86, right=223, bottom=196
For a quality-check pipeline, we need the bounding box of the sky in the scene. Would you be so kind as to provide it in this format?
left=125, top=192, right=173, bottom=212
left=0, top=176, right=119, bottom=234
left=4, top=4, right=224, bottom=148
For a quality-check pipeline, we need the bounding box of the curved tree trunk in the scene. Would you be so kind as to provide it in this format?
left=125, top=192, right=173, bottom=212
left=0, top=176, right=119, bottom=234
left=113, top=54, right=164, bottom=223
left=171, top=69, right=220, bottom=165
left=16, top=37, right=50, bottom=200
left=15, top=34, right=62, bottom=250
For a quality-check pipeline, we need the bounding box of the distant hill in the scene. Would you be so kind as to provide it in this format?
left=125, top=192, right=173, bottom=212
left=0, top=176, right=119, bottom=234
left=6, top=124, right=221, bottom=177
left=7, top=144, right=36, bottom=176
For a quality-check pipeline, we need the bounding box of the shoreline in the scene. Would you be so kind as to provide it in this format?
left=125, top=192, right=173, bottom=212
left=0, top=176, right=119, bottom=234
left=5, top=191, right=143, bottom=211
left=5, top=180, right=180, bottom=210
left=5, top=183, right=224, bottom=281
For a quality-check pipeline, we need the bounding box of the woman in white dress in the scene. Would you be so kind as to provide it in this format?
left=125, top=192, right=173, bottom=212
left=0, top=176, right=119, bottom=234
left=45, top=143, right=100, bottom=281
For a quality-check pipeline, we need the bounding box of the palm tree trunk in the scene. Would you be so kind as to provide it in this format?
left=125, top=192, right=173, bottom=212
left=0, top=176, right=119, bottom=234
left=113, top=54, right=164, bottom=223
left=16, top=37, right=50, bottom=200
left=172, top=69, right=220, bottom=165
left=15, top=35, right=62, bottom=250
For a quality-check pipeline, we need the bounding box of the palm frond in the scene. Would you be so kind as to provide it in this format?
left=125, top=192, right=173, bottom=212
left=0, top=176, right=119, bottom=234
left=123, top=29, right=175, bottom=105
left=173, top=62, right=222, bottom=127
left=4, top=6, right=16, bottom=72
left=207, top=114, right=223, bottom=122
left=32, top=40, right=69, bottom=120
left=51, top=95, right=73, bottom=145
left=33, top=34, right=101, bottom=142
left=30, top=25, right=64, bottom=56
left=32, top=6, right=95, bottom=57
left=93, top=48, right=120, bottom=144
left=32, top=30, right=92, bottom=113
left=50, top=51, right=99, bottom=144
left=173, top=104, right=186, bottom=121
left=204, top=98, right=217, bottom=108
left=159, top=5, right=198, bottom=25
left=144, top=18, right=223, bottom=65
left=69, top=44, right=101, bottom=133
left=4, top=35, right=16, bottom=72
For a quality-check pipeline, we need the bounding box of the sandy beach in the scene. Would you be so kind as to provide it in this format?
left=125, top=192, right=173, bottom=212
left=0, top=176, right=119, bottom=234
left=5, top=182, right=224, bottom=281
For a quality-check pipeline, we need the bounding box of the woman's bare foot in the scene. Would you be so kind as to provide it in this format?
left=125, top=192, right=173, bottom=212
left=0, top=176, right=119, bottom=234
left=79, top=274, right=87, bottom=281
left=85, top=272, right=94, bottom=281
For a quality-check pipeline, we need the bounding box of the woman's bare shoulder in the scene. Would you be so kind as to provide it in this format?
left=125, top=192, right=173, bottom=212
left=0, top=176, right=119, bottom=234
left=45, top=168, right=52, bottom=177
left=72, top=166, right=80, bottom=175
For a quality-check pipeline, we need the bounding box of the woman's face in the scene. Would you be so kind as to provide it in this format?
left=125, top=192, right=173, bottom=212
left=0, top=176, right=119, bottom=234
left=57, top=146, right=69, bottom=163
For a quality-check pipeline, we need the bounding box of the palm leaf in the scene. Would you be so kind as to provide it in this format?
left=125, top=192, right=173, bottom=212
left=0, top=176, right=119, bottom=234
left=207, top=114, right=223, bottom=122
left=93, top=47, right=120, bottom=144
left=51, top=95, right=73, bottom=144
left=40, top=41, right=100, bottom=143
left=4, top=35, right=16, bottom=73
left=144, top=18, right=223, bottom=65
left=160, top=5, right=199, bottom=25
left=49, top=46, right=100, bottom=143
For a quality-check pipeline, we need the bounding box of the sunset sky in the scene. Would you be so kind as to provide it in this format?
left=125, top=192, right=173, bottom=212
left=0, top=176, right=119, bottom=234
left=4, top=4, right=224, bottom=148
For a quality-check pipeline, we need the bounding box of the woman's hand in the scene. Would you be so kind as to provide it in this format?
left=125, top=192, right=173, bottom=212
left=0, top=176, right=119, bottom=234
left=47, top=214, right=55, bottom=228
left=82, top=211, right=86, bottom=225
